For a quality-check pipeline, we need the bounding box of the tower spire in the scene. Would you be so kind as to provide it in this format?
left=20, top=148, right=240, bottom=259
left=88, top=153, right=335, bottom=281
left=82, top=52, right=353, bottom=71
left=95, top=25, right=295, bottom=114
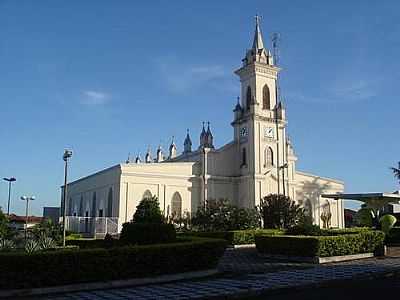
left=252, top=15, right=264, bottom=51
left=184, top=129, right=192, bottom=154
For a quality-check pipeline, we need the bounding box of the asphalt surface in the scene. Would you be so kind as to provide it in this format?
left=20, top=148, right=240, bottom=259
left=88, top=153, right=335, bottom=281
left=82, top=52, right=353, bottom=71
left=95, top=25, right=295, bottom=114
left=242, top=274, right=400, bottom=299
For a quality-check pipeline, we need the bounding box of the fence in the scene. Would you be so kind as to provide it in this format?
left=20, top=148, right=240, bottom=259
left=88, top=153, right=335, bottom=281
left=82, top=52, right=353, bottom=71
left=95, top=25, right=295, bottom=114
left=65, top=216, right=119, bottom=237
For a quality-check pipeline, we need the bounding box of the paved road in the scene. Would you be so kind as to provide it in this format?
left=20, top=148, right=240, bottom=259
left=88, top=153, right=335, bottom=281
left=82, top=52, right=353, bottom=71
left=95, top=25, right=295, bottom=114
left=42, top=257, right=400, bottom=299
left=20, top=247, right=400, bottom=299
left=242, top=275, right=400, bottom=299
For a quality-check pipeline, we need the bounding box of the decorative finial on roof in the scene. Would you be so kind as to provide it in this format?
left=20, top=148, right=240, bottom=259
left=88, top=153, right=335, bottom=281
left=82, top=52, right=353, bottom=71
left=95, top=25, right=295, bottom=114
left=135, top=152, right=141, bottom=163
left=169, top=136, right=177, bottom=159
left=126, top=152, right=131, bottom=164
left=252, top=14, right=264, bottom=51
left=145, top=146, right=152, bottom=163
left=234, top=96, right=242, bottom=111
left=184, top=129, right=192, bottom=154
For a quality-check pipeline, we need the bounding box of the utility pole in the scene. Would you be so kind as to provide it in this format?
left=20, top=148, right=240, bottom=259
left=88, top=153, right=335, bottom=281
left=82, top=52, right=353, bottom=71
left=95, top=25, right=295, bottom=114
left=20, top=196, right=35, bottom=240
left=3, top=177, right=16, bottom=215
left=62, top=150, right=73, bottom=247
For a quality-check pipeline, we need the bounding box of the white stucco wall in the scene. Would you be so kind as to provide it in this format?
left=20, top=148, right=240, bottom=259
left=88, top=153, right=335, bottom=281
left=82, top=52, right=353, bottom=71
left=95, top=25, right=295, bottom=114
left=296, top=171, right=345, bottom=228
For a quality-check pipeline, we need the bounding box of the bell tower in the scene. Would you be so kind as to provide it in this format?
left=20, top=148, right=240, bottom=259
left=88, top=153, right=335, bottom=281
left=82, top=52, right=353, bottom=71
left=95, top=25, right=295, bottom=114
left=232, top=16, right=288, bottom=207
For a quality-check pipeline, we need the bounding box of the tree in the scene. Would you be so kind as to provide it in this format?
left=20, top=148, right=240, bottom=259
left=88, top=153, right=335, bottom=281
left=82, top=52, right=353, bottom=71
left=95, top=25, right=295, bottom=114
left=391, top=162, right=400, bottom=184
left=191, top=199, right=260, bottom=232
left=132, top=195, right=164, bottom=224
left=380, top=214, right=397, bottom=235
left=355, top=207, right=374, bottom=227
left=259, top=194, right=305, bottom=229
left=0, top=209, right=10, bottom=239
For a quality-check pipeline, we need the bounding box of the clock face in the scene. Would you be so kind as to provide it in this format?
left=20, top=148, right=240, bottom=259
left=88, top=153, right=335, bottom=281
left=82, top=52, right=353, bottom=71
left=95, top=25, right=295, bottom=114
left=264, top=127, right=274, bottom=138
left=240, top=126, right=248, bottom=137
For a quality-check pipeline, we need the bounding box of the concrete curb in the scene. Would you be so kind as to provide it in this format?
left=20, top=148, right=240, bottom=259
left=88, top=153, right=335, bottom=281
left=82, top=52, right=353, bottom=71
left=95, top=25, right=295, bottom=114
left=259, top=252, right=374, bottom=264
left=232, top=244, right=256, bottom=249
left=0, top=269, right=219, bottom=299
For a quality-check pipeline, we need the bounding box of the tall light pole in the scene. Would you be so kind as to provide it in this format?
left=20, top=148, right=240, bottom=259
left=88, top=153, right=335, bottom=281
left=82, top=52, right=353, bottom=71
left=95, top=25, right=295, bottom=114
left=3, top=177, right=16, bottom=215
left=62, top=150, right=72, bottom=247
left=20, top=196, right=35, bottom=240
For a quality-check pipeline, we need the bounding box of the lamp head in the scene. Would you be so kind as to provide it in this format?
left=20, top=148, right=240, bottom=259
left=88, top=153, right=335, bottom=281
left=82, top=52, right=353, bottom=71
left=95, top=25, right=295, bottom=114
left=3, top=177, right=16, bottom=182
left=63, top=150, right=73, bottom=161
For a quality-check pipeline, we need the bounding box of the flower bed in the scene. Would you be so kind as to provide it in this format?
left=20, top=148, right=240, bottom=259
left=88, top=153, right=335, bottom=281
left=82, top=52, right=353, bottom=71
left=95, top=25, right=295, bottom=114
left=255, top=230, right=385, bottom=258
left=0, top=237, right=227, bottom=289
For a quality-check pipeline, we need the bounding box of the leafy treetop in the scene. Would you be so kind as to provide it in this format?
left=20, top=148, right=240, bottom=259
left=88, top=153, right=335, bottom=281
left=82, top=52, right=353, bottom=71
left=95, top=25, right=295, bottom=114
left=132, top=195, right=164, bottom=224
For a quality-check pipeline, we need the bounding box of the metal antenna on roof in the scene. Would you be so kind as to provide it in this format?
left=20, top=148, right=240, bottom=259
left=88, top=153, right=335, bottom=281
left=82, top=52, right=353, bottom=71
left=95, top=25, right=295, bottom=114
left=271, top=32, right=282, bottom=103
left=271, top=32, right=281, bottom=66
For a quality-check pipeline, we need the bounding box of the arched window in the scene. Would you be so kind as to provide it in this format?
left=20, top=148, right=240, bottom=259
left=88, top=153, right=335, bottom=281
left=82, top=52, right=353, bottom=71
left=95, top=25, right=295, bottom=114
left=91, top=192, right=97, bottom=217
left=262, top=84, right=270, bottom=110
left=171, top=192, right=182, bottom=218
left=304, top=199, right=312, bottom=217
left=241, top=147, right=247, bottom=166
left=68, top=197, right=73, bottom=216
left=107, top=188, right=113, bottom=217
left=142, top=190, right=152, bottom=200
left=246, top=86, right=252, bottom=111
left=264, top=147, right=274, bottom=166
left=79, top=195, right=84, bottom=217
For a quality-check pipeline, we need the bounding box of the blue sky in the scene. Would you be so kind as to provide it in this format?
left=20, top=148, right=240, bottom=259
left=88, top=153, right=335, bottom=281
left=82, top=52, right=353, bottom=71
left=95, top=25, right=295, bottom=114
left=0, top=1, right=399, bottom=215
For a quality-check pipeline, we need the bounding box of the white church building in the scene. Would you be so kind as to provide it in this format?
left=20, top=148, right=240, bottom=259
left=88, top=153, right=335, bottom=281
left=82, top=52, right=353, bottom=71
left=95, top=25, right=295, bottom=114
left=64, top=18, right=345, bottom=235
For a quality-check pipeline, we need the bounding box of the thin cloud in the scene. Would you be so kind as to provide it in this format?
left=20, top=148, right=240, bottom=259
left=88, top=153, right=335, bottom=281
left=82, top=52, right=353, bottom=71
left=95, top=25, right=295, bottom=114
left=81, top=90, right=109, bottom=105
left=156, top=59, right=231, bottom=94
left=286, top=78, right=378, bottom=104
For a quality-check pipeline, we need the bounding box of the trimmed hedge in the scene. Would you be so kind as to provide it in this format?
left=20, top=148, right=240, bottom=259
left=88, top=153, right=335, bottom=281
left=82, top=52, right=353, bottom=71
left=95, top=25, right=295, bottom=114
left=387, top=227, right=400, bottom=244
left=0, top=237, right=227, bottom=289
left=120, top=223, right=176, bottom=245
left=182, top=229, right=283, bottom=245
left=67, top=238, right=113, bottom=249
left=255, top=230, right=385, bottom=257
left=320, top=227, right=371, bottom=236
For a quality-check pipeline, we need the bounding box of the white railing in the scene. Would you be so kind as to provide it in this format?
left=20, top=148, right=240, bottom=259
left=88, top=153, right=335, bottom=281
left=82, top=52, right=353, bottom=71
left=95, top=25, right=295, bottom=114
left=65, top=216, right=119, bottom=236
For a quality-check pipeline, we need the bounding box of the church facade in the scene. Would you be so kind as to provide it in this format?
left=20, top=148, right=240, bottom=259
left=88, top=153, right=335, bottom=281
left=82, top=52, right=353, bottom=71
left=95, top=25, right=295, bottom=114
left=64, top=19, right=345, bottom=234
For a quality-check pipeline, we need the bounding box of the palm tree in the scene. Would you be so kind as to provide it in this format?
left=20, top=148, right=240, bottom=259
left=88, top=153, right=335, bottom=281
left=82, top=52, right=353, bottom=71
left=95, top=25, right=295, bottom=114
left=391, top=162, right=400, bottom=184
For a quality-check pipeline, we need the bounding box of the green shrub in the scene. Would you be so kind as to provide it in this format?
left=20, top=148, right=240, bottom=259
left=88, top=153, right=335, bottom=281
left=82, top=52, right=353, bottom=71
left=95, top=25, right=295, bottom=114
left=66, top=238, right=115, bottom=249
left=355, top=208, right=374, bottom=227
left=259, top=194, right=306, bottom=229
left=380, top=214, right=397, bottom=235
left=286, top=224, right=322, bottom=236
left=182, top=229, right=283, bottom=245
left=32, top=219, right=62, bottom=244
left=386, top=227, right=400, bottom=244
left=65, top=233, right=83, bottom=240
left=286, top=227, right=371, bottom=236
left=191, top=199, right=260, bottom=232
left=320, top=227, right=371, bottom=235
left=255, top=230, right=385, bottom=257
left=0, top=239, right=16, bottom=252
left=133, top=196, right=164, bottom=224
left=0, top=238, right=226, bottom=289
left=120, top=223, right=176, bottom=245
left=0, top=237, right=227, bottom=289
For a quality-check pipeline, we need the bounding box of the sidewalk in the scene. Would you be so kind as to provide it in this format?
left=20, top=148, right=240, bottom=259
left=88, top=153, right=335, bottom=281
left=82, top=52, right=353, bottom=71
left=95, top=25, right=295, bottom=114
left=38, top=247, right=400, bottom=299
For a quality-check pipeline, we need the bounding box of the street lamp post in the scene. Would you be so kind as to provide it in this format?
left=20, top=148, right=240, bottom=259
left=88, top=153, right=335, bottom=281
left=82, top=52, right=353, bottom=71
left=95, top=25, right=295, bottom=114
left=20, top=196, right=35, bottom=240
left=62, top=150, right=72, bottom=247
left=3, top=177, right=16, bottom=215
